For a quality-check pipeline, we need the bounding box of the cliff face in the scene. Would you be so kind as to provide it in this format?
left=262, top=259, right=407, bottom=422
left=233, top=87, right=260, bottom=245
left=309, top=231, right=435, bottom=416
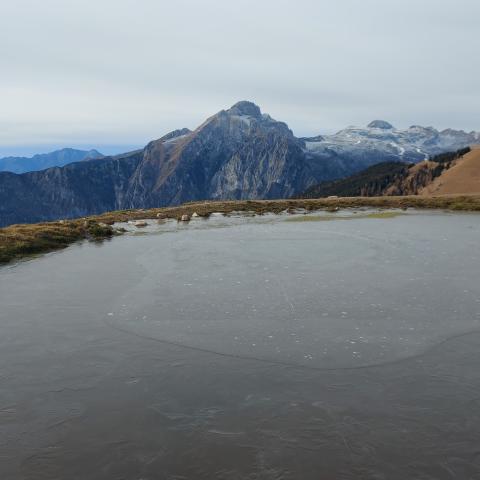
left=123, top=102, right=315, bottom=207
left=0, top=153, right=142, bottom=226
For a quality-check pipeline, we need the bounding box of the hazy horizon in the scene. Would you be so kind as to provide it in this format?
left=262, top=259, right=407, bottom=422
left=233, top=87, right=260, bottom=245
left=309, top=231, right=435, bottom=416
left=1, top=0, right=479, bottom=157
left=2, top=106, right=479, bottom=158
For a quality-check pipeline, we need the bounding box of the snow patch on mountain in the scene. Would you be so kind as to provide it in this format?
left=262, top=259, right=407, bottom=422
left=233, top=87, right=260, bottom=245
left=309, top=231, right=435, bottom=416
left=304, top=120, right=479, bottom=168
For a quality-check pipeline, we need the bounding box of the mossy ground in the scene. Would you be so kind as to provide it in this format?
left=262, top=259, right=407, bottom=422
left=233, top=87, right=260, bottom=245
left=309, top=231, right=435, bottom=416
left=1, top=195, right=479, bottom=265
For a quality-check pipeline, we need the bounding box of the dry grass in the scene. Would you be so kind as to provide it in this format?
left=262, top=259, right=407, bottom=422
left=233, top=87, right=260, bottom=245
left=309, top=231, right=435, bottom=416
left=0, top=219, right=114, bottom=264
left=93, top=195, right=480, bottom=224
left=420, top=147, right=480, bottom=196
left=1, top=195, right=480, bottom=265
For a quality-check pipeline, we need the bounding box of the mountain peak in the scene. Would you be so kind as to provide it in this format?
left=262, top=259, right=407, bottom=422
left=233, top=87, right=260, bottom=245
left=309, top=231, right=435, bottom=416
left=227, top=101, right=262, bottom=118
left=160, top=128, right=192, bottom=142
left=85, top=149, right=104, bottom=158
left=367, top=120, right=394, bottom=130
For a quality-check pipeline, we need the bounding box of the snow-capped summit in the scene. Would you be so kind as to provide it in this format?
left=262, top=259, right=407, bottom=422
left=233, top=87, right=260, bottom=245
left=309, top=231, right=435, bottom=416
left=303, top=120, right=479, bottom=173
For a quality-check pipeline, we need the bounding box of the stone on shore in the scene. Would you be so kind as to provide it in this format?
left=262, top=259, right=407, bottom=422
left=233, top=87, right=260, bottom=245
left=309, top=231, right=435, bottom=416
left=133, top=220, right=148, bottom=228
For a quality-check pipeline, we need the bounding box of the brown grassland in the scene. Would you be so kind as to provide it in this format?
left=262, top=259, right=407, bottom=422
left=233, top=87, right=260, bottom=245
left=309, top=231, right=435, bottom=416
left=420, top=146, right=480, bottom=196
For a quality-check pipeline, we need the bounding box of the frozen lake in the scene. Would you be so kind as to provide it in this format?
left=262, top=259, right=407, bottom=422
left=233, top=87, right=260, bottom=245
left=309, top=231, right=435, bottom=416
left=1, top=209, right=480, bottom=479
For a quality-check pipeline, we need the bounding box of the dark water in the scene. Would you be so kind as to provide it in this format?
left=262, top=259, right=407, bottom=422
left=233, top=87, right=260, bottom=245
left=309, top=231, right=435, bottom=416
left=1, top=210, right=480, bottom=479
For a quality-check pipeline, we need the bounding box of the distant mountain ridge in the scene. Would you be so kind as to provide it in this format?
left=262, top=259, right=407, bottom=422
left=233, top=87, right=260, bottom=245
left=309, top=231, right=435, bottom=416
left=303, top=121, right=480, bottom=171
left=0, top=148, right=104, bottom=173
left=0, top=101, right=478, bottom=226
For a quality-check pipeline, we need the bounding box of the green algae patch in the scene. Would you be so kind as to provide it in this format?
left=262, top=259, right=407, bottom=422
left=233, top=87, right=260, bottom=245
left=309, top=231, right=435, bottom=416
left=285, top=210, right=404, bottom=222
left=364, top=211, right=404, bottom=219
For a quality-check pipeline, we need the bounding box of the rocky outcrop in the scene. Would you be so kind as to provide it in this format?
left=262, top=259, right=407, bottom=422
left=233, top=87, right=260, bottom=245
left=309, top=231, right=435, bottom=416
left=367, top=120, right=394, bottom=129
left=383, top=163, right=443, bottom=196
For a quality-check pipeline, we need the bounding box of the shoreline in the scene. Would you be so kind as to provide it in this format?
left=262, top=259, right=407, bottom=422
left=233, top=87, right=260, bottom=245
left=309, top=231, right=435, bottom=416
left=1, top=195, right=480, bottom=265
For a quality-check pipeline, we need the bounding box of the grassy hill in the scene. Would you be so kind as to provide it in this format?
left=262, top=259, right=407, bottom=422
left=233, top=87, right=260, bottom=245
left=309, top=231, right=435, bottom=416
left=300, top=147, right=472, bottom=198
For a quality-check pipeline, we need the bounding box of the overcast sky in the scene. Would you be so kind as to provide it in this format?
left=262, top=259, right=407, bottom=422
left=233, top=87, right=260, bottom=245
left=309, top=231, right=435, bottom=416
left=0, top=0, right=478, bottom=156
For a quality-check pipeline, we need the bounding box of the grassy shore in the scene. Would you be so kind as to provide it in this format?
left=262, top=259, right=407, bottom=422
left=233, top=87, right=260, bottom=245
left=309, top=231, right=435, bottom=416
left=0, top=219, right=115, bottom=265
left=1, top=195, right=480, bottom=265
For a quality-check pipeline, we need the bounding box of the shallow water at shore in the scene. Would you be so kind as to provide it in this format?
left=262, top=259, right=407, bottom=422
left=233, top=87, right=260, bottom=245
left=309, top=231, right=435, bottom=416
left=1, top=210, right=480, bottom=479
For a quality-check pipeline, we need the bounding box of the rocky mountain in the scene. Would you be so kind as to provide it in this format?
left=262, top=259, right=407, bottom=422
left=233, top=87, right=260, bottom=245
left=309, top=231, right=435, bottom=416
left=0, top=101, right=478, bottom=226
left=0, top=102, right=317, bottom=226
left=123, top=101, right=316, bottom=206
left=303, top=121, right=479, bottom=175
left=0, top=148, right=104, bottom=174
left=0, top=151, right=142, bottom=226
left=300, top=147, right=473, bottom=198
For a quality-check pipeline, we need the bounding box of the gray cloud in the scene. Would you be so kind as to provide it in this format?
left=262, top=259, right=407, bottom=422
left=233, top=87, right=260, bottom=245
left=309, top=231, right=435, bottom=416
left=0, top=0, right=479, bottom=156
